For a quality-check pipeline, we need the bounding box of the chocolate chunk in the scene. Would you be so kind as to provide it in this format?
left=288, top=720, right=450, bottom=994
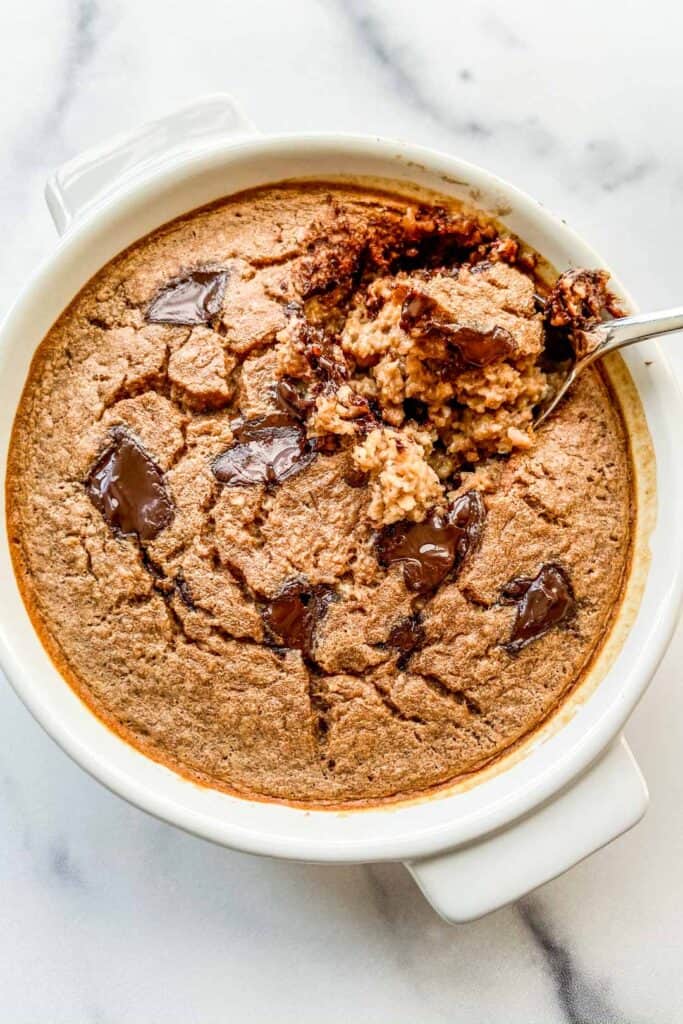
left=275, top=378, right=314, bottom=419
left=315, top=352, right=348, bottom=384
left=146, top=270, right=227, bottom=325
left=400, top=291, right=436, bottom=330
left=444, top=323, right=516, bottom=366
left=86, top=428, right=173, bottom=542
left=400, top=291, right=516, bottom=367
left=306, top=343, right=349, bottom=387
left=343, top=464, right=370, bottom=488
left=501, top=563, right=576, bottom=652
left=388, top=614, right=426, bottom=655
left=281, top=317, right=350, bottom=388
left=212, top=414, right=314, bottom=487
left=299, top=323, right=349, bottom=385
left=262, top=579, right=334, bottom=657
left=376, top=490, right=486, bottom=594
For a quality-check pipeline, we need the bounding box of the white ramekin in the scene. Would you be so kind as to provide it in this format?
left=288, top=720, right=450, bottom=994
left=1, top=95, right=681, bottom=923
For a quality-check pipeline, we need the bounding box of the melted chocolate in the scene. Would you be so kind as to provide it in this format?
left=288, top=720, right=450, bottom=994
left=376, top=491, right=486, bottom=594
left=388, top=614, right=426, bottom=655
left=261, top=579, right=333, bottom=657
left=146, top=270, right=227, bottom=325
left=212, top=414, right=314, bottom=487
left=275, top=378, right=314, bottom=419
left=501, top=563, right=576, bottom=652
left=293, top=319, right=349, bottom=386
left=86, top=428, right=173, bottom=541
left=445, top=323, right=516, bottom=366
left=315, top=351, right=348, bottom=385
left=400, top=291, right=516, bottom=367
left=400, top=291, right=437, bottom=330
left=343, top=464, right=370, bottom=488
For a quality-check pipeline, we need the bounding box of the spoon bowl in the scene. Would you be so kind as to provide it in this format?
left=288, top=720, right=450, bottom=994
left=535, top=307, right=683, bottom=426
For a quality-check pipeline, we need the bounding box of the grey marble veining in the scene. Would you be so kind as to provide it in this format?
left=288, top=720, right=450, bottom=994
left=1, top=1, right=683, bottom=1020
left=335, top=0, right=493, bottom=137
left=517, top=898, right=630, bottom=1024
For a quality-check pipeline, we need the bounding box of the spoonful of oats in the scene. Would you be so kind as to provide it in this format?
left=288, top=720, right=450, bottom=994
left=535, top=269, right=683, bottom=426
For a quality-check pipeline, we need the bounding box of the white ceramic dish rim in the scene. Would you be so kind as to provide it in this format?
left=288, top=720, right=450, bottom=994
left=0, top=120, right=681, bottom=865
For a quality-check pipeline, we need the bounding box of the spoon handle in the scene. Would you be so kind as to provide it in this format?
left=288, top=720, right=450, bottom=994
left=597, top=307, right=683, bottom=356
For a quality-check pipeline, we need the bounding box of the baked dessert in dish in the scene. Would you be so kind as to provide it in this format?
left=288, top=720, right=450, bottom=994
left=7, top=183, right=632, bottom=805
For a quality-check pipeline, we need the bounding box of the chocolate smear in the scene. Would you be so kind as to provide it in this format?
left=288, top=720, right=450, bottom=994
left=212, top=414, right=314, bottom=487
left=400, top=291, right=516, bottom=367
left=501, top=563, right=576, bottom=652
left=146, top=270, right=227, bottom=325
left=376, top=490, right=486, bottom=594
left=262, top=579, right=334, bottom=657
left=86, top=428, right=173, bottom=542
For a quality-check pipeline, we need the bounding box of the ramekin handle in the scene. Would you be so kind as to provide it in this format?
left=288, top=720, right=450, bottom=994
left=45, top=93, right=256, bottom=236
left=406, top=736, right=647, bottom=923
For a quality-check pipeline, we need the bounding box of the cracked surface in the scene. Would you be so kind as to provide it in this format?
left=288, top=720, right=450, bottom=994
left=7, top=183, right=633, bottom=805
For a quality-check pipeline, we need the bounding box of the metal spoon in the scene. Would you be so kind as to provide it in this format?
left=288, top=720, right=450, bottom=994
left=534, top=307, right=683, bottom=426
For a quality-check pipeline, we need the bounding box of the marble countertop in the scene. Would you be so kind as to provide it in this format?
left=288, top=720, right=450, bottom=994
left=2, top=1, right=683, bottom=1020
